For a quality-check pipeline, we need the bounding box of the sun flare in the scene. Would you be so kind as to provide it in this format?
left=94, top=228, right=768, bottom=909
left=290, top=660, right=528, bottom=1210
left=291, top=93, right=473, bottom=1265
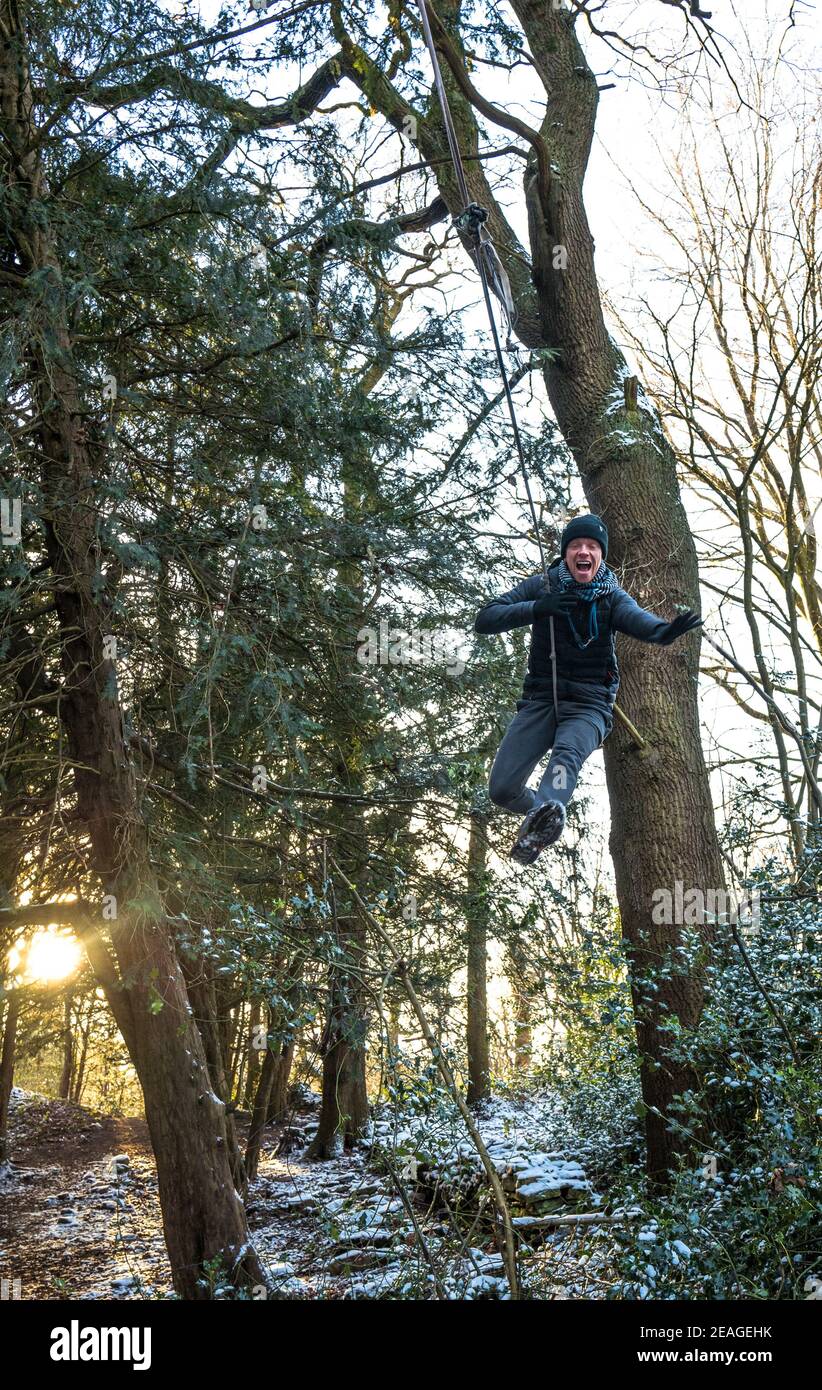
left=8, top=928, right=82, bottom=984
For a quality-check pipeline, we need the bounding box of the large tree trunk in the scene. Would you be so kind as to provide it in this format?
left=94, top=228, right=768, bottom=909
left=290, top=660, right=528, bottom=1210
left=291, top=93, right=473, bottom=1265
left=33, top=273, right=262, bottom=1304
left=333, top=0, right=725, bottom=1179
left=0, top=7, right=264, bottom=1295
left=35, top=415, right=263, bottom=1295
left=466, top=808, right=491, bottom=1104
left=0, top=558, right=41, bottom=1169
left=512, top=2, right=724, bottom=1178
left=0, top=776, right=24, bottom=1170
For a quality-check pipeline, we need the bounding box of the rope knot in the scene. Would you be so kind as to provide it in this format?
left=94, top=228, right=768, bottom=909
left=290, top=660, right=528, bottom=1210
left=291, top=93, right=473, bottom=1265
left=454, top=202, right=489, bottom=236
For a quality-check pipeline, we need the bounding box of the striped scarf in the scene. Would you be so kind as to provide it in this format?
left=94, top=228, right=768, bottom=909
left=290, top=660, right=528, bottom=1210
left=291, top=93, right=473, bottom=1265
left=557, top=558, right=617, bottom=649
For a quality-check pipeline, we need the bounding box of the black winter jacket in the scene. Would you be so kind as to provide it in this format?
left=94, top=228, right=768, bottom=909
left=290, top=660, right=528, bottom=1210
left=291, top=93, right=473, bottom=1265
left=474, top=560, right=669, bottom=706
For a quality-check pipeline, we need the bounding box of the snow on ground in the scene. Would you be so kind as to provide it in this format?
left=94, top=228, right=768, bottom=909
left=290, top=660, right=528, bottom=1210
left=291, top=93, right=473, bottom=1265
left=2, top=1087, right=613, bottom=1300
left=247, top=1088, right=610, bottom=1299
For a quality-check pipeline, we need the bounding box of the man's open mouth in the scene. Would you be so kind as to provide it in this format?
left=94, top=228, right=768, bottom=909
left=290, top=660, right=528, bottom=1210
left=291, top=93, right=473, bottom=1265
left=575, top=559, right=593, bottom=575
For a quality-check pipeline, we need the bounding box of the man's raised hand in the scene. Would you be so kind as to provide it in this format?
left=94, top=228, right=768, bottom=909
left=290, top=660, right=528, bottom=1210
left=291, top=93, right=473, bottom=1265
left=657, top=610, right=703, bottom=646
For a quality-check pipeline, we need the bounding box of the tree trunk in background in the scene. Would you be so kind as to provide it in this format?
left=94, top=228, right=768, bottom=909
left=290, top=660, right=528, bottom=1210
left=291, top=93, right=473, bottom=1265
left=246, top=997, right=299, bottom=1179
left=267, top=1040, right=296, bottom=1125
left=245, top=1031, right=277, bottom=1182
left=72, top=1012, right=91, bottom=1106
left=308, top=931, right=370, bottom=1157
left=333, top=0, right=726, bottom=1180
left=243, top=1001, right=262, bottom=1109
left=307, top=464, right=372, bottom=1159
left=0, top=993, right=20, bottom=1167
left=0, top=566, right=42, bottom=1166
left=514, top=998, right=533, bottom=1074
left=58, top=997, right=74, bottom=1100
left=182, top=958, right=248, bottom=1197
left=387, top=999, right=401, bottom=1061
left=466, top=808, right=491, bottom=1104
left=216, top=976, right=240, bottom=1098
left=506, top=938, right=534, bottom=1073
left=0, top=4, right=264, bottom=1294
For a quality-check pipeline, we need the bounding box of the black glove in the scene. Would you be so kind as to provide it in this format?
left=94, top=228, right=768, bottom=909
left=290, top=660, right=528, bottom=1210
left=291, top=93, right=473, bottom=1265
left=533, top=589, right=577, bottom=619
left=656, top=610, right=703, bottom=646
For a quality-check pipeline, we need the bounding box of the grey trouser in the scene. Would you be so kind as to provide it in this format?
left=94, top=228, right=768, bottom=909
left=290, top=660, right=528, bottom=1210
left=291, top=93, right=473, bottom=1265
left=488, top=694, right=612, bottom=816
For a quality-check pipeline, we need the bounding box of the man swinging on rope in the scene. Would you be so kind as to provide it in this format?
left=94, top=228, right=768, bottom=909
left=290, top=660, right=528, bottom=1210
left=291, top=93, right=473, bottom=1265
left=474, top=514, right=702, bottom=865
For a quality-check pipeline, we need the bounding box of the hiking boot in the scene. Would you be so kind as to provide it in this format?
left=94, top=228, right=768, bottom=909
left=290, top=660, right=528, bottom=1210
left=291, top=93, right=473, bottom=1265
left=509, top=799, right=566, bottom=865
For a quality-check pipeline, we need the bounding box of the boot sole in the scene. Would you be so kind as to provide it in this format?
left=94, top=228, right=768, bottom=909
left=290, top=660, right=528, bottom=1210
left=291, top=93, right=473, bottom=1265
left=510, top=800, right=566, bottom=864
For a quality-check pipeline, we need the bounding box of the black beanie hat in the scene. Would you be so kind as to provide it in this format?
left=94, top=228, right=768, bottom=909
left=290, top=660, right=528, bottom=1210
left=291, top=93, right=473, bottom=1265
left=560, top=513, right=608, bottom=560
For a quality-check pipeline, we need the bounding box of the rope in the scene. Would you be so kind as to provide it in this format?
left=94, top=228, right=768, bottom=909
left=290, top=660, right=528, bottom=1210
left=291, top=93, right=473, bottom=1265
left=415, top=0, right=547, bottom=577
left=414, top=2, right=646, bottom=748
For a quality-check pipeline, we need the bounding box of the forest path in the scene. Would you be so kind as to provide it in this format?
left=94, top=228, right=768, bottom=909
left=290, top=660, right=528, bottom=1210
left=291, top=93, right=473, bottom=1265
left=0, top=1092, right=411, bottom=1300
left=0, top=1093, right=167, bottom=1299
